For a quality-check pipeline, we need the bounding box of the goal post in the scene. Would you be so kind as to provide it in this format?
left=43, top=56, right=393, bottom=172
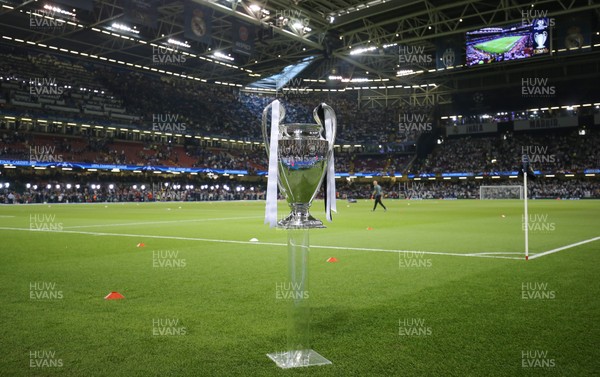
left=479, top=185, right=524, bottom=200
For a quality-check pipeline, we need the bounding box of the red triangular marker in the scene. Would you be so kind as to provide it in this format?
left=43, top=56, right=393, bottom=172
left=137, top=243, right=145, bottom=248
left=105, top=291, right=125, bottom=300
left=327, top=257, right=338, bottom=263
left=366, top=227, right=373, bottom=231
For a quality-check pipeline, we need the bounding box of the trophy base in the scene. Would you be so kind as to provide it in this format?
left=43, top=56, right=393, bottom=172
left=267, top=349, right=332, bottom=369
left=278, top=212, right=325, bottom=229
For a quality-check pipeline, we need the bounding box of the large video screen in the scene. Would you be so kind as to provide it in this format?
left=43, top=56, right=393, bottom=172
left=466, top=19, right=551, bottom=66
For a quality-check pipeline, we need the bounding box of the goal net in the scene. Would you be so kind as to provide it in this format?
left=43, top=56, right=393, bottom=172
left=480, top=185, right=524, bottom=200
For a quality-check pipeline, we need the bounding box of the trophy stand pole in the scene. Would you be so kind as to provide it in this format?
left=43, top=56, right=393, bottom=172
left=267, top=228, right=332, bottom=368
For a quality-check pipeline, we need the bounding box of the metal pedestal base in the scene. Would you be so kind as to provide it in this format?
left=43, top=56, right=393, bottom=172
left=277, top=204, right=325, bottom=229
left=267, top=349, right=332, bottom=369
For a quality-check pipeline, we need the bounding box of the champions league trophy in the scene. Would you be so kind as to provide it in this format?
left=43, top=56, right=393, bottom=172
left=261, top=100, right=336, bottom=228
left=534, top=30, right=548, bottom=50
left=262, top=100, right=336, bottom=368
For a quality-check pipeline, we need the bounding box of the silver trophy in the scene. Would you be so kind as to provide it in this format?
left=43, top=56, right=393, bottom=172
left=262, top=100, right=336, bottom=229
left=534, top=31, right=547, bottom=49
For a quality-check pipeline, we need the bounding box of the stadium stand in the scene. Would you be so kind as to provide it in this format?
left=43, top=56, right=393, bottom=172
left=0, top=46, right=598, bottom=202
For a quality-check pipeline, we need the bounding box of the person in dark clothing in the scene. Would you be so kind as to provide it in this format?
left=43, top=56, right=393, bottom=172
left=372, top=180, right=387, bottom=212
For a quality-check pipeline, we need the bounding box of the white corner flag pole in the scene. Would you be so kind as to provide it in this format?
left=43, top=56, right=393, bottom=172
left=523, top=168, right=529, bottom=261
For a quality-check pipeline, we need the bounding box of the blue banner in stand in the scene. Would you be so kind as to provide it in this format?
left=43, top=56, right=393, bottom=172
left=557, top=12, right=591, bottom=53
left=232, top=20, right=254, bottom=56
left=436, top=36, right=462, bottom=69
left=123, top=0, right=159, bottom=29
left=184, top=1, right=212, bottom=45
left=0, top=160, right=248, bottom=175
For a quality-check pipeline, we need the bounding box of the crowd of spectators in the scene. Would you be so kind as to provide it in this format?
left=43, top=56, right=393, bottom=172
left=0, top=127, right=411, bottom=173
left=1, top=46, right=599, bottom=201
left=2, top=177, right=597, bottom=204
left=336, top=178, right=599, bottom=200
left=411, top=130, right=599, bottom=175
left=0, top=182, right=266, bottom=204
left=0, top=46, right=409, bottom=145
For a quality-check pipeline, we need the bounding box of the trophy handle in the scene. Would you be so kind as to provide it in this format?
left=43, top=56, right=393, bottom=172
left=313, top=103, right=337, bottom=147
left=262, top=100, right=286, bottom=157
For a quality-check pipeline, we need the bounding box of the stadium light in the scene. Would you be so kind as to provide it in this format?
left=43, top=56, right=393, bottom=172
left=66, top=184, right=72, bottom=189
left=4, top=182, right=9, bottom=188
left=396, top=70, right=416, bottom=77
left=248, top=4, right=261, bottom=12
left=167, top=38, right=191, bottom=49
left=110, top=23, right=139, bottom=34
left=350, top=46, right=376, bottom=55
left=213, top=52, right=234, bottom=61
left=47, top=184, right=52, bottom=189
left=43, top=4, right=76, bottom=17
left=26, top=183, right=31, bottom=189
left=141, top=185, right=146, bottom=190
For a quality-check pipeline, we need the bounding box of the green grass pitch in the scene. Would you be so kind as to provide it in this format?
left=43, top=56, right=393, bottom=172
left=474, top=36, right=523, bottom=54
left=1, top=199, right=599, bottom=376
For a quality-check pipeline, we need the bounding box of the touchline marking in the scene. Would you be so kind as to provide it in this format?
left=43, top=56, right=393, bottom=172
left=312, top=244, right=523, bottom=260
left=62, top=216, right=261, bottom=229
left=527, top=236, right=600, bottom=260
left=0, top=227, right=522, bottom=260
left=0, top=226, right=284, bottom=246
left=468, top=252, right=524, bottom=255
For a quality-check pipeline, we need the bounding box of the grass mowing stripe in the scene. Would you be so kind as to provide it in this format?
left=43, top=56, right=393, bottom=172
left=63, top=216, right=262, bottom=229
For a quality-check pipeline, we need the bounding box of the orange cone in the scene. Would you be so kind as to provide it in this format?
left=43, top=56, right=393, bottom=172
left=327, top=257, right=338, bottom=263
left=136, top=243, right=145, bottom=248
left=105, top=291, right=125, bottom=300
left=366, top=227, right=373, bottom=231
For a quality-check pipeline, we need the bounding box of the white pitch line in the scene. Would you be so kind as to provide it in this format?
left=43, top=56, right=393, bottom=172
left=468, top=252, right=524, bottom=255
left=0, top=226, right=285, bottom=246
left=528, top=236, right=600, bottom=260
left=0, top=226, right=522, bottom=260
left=311, top=244, right=522, bottom=260
left=0, top=215, right=16, bottom=218
left=63, top=216, right=261, bottom=229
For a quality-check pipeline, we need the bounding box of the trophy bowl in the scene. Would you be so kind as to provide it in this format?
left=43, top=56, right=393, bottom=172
left=262, top=102, right=336, bottom=229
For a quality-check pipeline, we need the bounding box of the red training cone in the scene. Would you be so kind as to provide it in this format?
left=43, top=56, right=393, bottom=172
left=327, top=257, right=338, bottom=263
left=136, top=243, right=145, bottom=248
left=105, top=291, right=125, bottom=300
left=366, top=227, right=373, bottom=231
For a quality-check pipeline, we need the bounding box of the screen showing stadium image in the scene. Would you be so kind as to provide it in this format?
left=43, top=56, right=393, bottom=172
left=466, top=18, right=551, bottom=66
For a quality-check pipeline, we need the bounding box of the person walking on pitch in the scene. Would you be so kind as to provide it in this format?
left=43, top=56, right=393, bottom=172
left=371, top=180, right=387, bottom=212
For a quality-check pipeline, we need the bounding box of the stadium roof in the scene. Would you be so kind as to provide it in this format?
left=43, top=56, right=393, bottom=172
left=0, top=0, right=599, bottom=112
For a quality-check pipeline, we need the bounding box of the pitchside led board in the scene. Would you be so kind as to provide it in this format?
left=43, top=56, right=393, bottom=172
left=466, top=18, right=551, bottom=67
